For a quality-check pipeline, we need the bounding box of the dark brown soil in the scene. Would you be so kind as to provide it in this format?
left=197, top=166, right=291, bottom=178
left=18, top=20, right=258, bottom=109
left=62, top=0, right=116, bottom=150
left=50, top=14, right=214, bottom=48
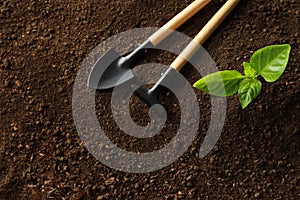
left=0, top=0, right=299, bottom=199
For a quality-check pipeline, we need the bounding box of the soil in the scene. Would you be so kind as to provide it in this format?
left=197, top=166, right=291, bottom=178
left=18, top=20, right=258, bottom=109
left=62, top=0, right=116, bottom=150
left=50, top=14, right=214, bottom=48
left=0, top=0, right=299, bottom=199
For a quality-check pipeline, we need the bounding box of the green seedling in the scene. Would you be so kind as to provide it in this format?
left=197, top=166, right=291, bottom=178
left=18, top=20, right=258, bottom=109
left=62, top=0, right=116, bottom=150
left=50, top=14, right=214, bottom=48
left=193, top=44, right=291, bottom=108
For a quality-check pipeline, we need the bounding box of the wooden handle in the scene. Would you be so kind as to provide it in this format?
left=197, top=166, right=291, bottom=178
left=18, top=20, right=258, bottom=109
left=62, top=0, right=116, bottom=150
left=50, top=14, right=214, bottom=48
left=171, top=0, right=240, bottom=71
left=149, top=0, right=211, bottom=46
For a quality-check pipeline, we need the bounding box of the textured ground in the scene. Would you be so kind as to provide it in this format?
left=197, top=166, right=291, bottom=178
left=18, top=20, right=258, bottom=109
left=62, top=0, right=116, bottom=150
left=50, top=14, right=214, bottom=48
left=0, top=0, right=299, bottom=199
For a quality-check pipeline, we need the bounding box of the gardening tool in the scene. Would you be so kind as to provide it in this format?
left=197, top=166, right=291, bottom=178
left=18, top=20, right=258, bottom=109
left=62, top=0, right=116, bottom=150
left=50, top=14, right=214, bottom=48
left=87, top=0, right=212, bottom=89
left=133, top=0, right=240, bottom=106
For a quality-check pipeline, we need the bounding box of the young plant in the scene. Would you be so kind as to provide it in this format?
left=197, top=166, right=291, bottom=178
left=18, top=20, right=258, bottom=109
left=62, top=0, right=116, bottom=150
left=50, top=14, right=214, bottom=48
left=193, top=44, right=291, bottom=108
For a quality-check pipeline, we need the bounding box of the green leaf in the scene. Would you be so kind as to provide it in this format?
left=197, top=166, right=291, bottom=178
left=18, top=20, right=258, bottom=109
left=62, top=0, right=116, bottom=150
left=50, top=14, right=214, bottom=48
left=243, top=62, right=257, bottom=77
left=250, top=44, right=291, bottom=82
left=238, top=79, right=262, bottom=109
left=193, top=70, right=245, bottom=97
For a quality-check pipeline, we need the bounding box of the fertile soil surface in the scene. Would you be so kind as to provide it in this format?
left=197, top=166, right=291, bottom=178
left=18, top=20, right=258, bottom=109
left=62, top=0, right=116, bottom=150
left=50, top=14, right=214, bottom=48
left=0, top=0, right=299, bottom=199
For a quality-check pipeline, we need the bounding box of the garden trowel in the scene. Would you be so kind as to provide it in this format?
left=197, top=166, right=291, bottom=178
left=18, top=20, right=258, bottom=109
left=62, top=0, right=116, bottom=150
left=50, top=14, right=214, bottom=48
left=87, top=0, right=211, bottom=89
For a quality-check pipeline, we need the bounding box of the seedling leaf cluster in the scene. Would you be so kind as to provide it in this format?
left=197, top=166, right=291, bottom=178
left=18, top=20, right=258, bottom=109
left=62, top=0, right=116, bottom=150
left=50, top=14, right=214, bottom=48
left=193, top=44, right=291, bottom=108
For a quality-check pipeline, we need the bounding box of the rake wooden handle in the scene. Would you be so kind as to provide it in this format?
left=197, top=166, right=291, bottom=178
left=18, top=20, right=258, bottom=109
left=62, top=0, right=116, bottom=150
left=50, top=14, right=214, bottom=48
left=171, top=0, right=240, bottom=71
left=149, top=0, right=211, bottom=46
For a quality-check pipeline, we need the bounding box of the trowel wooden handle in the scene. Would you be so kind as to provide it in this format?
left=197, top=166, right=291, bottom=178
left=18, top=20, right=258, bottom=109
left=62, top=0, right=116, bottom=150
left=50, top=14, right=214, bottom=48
left=171, top=0, right=240, bottom=71
left=149, top=0, right=211, bottom=46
